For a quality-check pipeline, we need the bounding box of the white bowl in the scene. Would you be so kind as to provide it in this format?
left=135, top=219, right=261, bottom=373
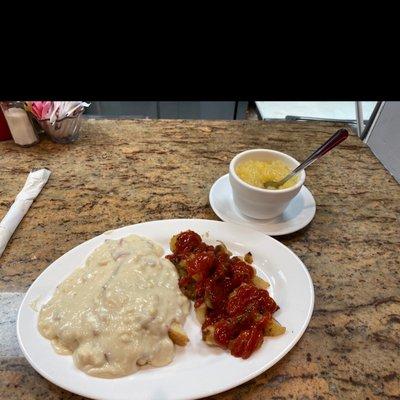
left=229, top=149, right=306, bottom=219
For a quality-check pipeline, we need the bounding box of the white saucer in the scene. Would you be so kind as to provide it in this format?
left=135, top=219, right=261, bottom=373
left=209, top=174, right=316, bottom=236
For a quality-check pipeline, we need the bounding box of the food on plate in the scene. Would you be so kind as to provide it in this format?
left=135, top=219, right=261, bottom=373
left=235, top=159, right=298, bottom=189
left=168, top=321, right=189, bottom=346
left=38, top=234, right=190, bottom=378
left=166, top=230, right=285, bottom=359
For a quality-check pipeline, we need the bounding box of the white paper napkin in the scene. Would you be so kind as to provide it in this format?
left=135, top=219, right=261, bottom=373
left=0, top=168, right=51, bottom=257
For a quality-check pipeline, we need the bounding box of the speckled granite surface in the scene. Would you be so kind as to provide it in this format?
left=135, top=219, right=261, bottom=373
left=0, top=118, right=399, bottom=399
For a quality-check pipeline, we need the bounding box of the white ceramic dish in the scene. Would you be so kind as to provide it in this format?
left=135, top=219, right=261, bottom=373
left=229, top=149, right=306, bottom=219
left=17, top=219, right=314, bottom=400
left=210, top=174, right=316, bottom=236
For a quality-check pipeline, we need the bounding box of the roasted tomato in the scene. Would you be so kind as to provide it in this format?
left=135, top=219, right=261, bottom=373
left=187, top=251, right=215, bottom=280
left=229, top=327, right=264, bottom=359
left=226, top=283, right=277, bottom=317
left=229, top=257, right=255, bottom=288
left=214, top=319, right=235, bottom=348
left=174, top=230, right=202, bottom=254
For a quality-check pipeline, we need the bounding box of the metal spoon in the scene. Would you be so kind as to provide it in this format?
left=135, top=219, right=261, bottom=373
left=263, top=128, right=349, bottom=189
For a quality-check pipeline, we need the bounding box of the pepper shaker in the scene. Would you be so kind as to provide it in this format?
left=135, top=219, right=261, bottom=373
left=0, top=101, right=39, bottom=147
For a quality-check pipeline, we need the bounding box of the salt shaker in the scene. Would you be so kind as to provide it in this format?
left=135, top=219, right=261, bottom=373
left=0, top=101, right=39, bottom=147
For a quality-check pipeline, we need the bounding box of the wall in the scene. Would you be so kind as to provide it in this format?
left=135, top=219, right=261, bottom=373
left=86, top=102, right=248, bottom=120
left=365, top=101, right=400, bottom=184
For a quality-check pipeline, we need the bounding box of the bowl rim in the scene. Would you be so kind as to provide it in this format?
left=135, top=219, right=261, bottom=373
left=229, top=148, right=306, bottom=194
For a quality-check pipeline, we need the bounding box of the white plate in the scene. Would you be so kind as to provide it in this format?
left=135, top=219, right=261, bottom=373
left=210, top=174, right=316, bottom=236
left=17, top=219, right=314, bottom=400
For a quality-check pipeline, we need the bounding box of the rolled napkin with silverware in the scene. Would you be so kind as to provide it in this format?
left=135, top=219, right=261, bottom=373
left=0, top=168, right=51, bottom=257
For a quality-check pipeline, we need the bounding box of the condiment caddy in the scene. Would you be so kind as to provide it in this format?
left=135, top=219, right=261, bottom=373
left=27, top=101, right=90, bottom=144
left=0, top=101, right=90, bottom=146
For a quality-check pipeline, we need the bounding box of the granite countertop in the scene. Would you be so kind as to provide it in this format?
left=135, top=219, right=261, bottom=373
left=0, top=118, right=399, bottom=399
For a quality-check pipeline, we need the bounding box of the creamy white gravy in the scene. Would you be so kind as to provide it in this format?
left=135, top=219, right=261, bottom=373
left=38, top=235, right=190, bottom=378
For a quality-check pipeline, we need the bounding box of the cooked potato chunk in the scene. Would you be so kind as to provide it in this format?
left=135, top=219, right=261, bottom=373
left=252, top=275, right=270, bottom=290
left=215, top=242, right=232, bottom=256
left=264, top=318, right=286, bottom=337
left=168, top=322, right=189, bottom=346
left=244, top=251, right=253, bottom=264
left=170, top=235, right=178, bottom=252
left=195, top=303, right=207, bottom=325
left=202, top=325, right=217, bottom=346
left=204, top=293, right=213, bottom=309
left=175, top=261, right=187, bottom=277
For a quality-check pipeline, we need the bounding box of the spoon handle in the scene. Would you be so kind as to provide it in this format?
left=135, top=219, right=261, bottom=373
left=280, top=128, right=349, bottom=185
